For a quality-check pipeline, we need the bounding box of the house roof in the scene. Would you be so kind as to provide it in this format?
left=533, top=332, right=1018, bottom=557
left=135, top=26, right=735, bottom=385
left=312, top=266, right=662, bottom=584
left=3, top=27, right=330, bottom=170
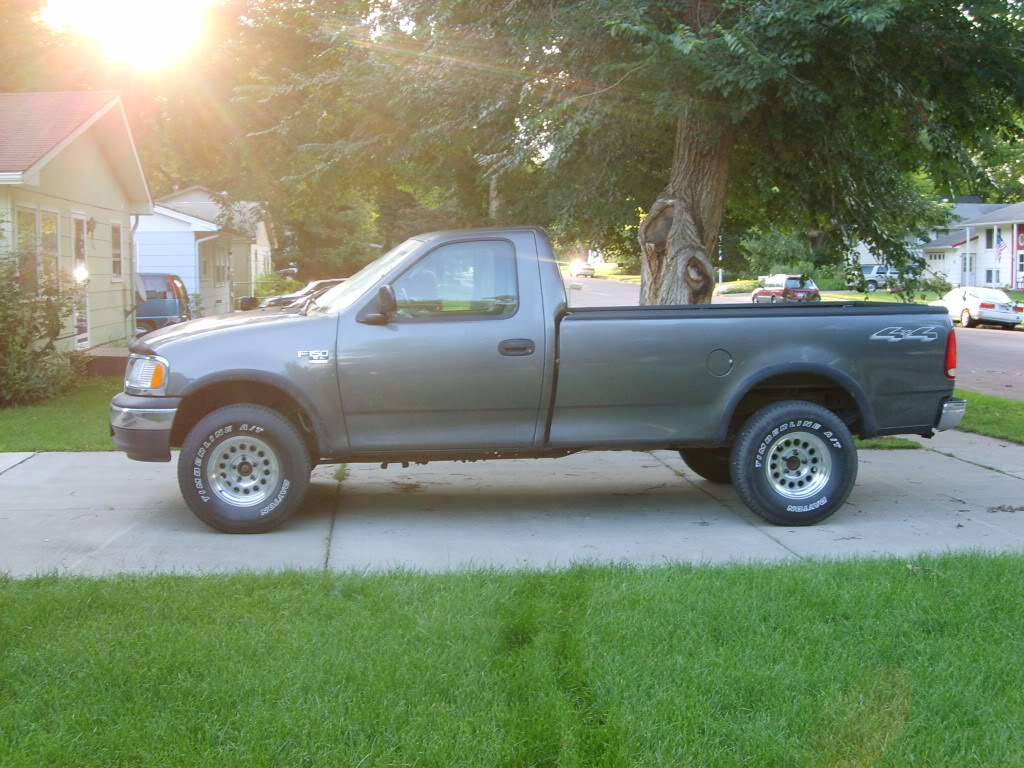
left=0, top=91, right=152, bottom=213
left=156, top=186, right=264, bottom=238
left=923, top=231, right=979, bottom=251
left=949, top=203, right=1006, bottom=223
left=953, top=201, right=1024, bottom=228
left=152, top=204, right=219, bottom=232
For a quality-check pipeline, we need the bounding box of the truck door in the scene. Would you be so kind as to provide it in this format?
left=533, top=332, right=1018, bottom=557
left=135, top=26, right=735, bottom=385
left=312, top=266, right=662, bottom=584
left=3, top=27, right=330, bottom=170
left=336, top=235, right=548, bottom=452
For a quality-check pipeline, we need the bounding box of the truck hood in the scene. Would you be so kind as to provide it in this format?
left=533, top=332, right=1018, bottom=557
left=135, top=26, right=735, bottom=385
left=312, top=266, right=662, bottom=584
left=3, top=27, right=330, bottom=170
left=131, top=310, right=315, bottom=355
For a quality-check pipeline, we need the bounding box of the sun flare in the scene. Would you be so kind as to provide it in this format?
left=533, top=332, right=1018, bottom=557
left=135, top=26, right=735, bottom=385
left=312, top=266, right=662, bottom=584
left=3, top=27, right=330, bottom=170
left=41, top=0, right=212, bottom=72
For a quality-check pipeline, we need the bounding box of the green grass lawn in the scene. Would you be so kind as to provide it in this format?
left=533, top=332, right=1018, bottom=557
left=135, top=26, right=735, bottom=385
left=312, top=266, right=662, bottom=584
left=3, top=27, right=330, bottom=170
left=819, top=291, right=945, bottom=304
left=855, top=436, right=921, bottom=449
left=2, top=555, right=1024, bottom=766
left=0, top=377, right=122, bottom=452
left=956, top=388, right=1024, bottom=445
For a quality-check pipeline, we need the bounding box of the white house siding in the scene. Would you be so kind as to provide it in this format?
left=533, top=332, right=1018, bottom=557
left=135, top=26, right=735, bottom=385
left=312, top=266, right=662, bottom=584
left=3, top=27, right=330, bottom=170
left=4, top=127, right=135, bottom=348
left=134, top=229, right=199, bottom=294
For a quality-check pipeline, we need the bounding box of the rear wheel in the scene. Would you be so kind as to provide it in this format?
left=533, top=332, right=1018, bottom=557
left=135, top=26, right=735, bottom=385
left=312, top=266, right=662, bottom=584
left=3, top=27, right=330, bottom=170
left=731, top=400, right=857, bottom=526
left=960, top=309, right=976, bottom=328
left=679, top=447, right=731, bottom=484
left=866, top=280, right=878, bottom=292
left=770, top=295, right=777, bottom=304
left=177, top=404, right=311, bottom=533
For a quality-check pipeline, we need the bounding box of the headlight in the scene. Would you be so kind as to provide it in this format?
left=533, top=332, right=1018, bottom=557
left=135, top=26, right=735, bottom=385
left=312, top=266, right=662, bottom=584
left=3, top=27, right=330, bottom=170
left=124, top=354, right=170, bottom=396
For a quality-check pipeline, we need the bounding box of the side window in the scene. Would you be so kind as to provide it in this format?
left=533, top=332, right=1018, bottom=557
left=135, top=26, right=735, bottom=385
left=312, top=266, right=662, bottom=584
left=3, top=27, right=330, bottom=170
left=392, top=240, right=518, bottom=320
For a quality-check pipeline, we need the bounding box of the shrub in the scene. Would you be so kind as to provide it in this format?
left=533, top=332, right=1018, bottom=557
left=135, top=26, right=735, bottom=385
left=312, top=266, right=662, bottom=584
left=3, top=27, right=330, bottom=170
left=0, top=247, right=81, bottom=407
left=253, top=272, right=303, bottom=298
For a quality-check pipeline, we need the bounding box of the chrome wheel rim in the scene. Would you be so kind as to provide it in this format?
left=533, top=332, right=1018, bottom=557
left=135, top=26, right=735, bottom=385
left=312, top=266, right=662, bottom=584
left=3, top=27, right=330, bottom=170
left=764, top=430, right=831, bottom=500
left=208, top=435, right=280, bottom=507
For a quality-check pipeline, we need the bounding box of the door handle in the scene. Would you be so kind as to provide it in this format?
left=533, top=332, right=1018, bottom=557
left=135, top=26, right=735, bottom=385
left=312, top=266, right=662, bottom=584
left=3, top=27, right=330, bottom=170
left=498, top=338, right=535, bottom=356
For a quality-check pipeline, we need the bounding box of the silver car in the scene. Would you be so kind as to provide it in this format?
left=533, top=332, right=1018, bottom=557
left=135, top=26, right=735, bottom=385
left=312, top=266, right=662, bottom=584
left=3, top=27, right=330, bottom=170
left=931, top=287, right=1023, bottom=330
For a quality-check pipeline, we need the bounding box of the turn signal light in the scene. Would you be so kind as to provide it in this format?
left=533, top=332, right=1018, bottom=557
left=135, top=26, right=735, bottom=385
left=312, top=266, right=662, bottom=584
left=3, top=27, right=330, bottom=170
left=944, top=328, right=957, bottom=379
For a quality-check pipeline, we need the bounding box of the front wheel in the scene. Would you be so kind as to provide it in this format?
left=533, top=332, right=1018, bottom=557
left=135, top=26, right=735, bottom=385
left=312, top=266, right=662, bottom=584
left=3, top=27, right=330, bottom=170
left=679, top=447, right=731, bottom=484
left=177, top=404, right=312, bottom=533
left=731, top=400, right=857, bottom=526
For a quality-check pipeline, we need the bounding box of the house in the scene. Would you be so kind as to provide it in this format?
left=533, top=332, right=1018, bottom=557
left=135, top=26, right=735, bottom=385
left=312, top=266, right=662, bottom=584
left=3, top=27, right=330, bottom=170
left=134, top=186, right=274, bottom=316
left=0, top=91, right=152, bottom=349
left=920, top=201, right=1024, bottom=289
left=854, top=197, right=1005, bottom=271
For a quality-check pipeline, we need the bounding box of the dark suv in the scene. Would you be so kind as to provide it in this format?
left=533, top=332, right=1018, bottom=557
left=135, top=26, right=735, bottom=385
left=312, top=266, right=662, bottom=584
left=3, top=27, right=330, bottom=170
left=136, top=273, right=191, bottom=333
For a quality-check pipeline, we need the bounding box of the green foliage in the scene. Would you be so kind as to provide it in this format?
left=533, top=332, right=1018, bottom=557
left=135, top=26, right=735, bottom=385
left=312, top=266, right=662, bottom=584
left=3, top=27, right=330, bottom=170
left=740, top=230, right=813, bottom=275
left=253, top=272, right=302, bottom=299
left=0, top=245, right=81, bottom=408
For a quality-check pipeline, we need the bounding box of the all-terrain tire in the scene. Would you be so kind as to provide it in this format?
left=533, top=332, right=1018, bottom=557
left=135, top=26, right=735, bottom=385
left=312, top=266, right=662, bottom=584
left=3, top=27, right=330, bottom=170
left=731, top=400, right=857, bottom=526
left=679, top=447, right=732, bottom=484
left=177, top=404, right=312, bottom=533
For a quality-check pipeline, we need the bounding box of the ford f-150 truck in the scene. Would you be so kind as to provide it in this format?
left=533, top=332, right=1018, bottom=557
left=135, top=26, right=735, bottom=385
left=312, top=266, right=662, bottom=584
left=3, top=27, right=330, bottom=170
left=110, top=227, right=966, bottom=533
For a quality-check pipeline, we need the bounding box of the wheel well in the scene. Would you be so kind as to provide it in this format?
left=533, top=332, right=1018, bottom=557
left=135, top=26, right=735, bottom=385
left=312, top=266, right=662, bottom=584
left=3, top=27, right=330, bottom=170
left=726, top=373, right=863, bottom=440
left=170, top=380, right=320, bottom=461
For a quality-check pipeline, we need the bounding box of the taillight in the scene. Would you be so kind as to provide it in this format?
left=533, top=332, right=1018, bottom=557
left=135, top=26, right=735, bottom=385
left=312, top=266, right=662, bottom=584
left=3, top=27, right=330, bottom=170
left=945, top=329, right=957, bottom=379
left=1014, top=306, right=1023, bottom=313
left=979, top=302, right=995, bottom=309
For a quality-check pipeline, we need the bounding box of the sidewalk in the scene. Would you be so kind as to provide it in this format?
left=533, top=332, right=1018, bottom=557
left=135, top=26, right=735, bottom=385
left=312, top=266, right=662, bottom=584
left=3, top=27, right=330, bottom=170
left=1, top=435, right=1022, bottom=577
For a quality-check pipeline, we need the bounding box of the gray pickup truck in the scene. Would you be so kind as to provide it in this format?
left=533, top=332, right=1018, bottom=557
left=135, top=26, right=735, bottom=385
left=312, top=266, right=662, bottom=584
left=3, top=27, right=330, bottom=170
left=110, top=227, right=965, bottom=533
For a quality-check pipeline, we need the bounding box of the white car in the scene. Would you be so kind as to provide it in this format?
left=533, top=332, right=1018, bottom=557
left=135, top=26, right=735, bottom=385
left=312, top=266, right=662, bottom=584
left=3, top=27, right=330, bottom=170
left=930, top=287, right=1023, bottom=330
left=568, top=259, right=596, bottom=278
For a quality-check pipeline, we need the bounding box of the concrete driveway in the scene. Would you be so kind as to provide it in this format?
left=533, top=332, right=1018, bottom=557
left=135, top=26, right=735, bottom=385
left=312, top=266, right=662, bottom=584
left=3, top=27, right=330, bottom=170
left=1, top=431, right=1022, bottom=577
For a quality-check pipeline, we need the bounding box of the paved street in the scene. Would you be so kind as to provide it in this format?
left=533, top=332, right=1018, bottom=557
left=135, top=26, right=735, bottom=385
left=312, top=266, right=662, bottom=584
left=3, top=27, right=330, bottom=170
left=567, top=277, right=1024, bottom=399
left=1, top=430, right=1022, bottom=577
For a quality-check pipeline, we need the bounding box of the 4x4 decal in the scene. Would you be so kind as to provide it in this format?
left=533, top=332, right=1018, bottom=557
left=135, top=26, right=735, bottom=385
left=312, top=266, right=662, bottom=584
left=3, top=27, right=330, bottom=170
left=869, top=326, right=940, bottom=343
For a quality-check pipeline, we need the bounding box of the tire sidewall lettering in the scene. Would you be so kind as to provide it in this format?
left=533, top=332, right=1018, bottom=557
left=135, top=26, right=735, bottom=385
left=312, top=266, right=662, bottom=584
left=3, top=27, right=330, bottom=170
left=752, top=417, right=844, bottom=508
left=187, top=422, right=276, bottom=511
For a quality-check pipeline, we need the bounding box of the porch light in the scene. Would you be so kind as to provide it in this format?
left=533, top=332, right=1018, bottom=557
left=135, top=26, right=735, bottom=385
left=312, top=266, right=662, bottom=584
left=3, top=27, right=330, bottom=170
left=73, top=264, right=89, bottom=282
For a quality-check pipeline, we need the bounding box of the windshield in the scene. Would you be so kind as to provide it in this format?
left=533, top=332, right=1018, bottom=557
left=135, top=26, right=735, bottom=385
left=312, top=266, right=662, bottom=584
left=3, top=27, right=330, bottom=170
left=973, top=288, right=1011, bottom=303
left=311, top=239, right=422, bottom=314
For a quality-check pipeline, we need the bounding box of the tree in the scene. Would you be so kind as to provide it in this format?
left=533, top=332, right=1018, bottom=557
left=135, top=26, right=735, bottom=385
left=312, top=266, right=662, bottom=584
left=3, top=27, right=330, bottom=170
left=283, top=0, right=1024, bottom=303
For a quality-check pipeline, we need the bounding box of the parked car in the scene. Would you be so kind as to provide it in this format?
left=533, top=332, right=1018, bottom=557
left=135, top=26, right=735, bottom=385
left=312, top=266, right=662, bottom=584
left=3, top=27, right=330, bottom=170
left=136, top=273, right=191, bottom=334
left=111, top=226, right=964, bottom=534
left=930, top=287, right=1023, bottom=330
left=851, top=264, right=900, bottom=292
left=258, top=279, right=346, bottom=309
left=568, top=259, right=595, bottom=278
left=752, top=274, right=821, bottom=303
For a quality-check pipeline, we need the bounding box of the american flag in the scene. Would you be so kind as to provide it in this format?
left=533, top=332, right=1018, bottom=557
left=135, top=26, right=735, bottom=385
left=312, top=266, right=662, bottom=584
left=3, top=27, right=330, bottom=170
left=997, top=232, right=1009, bottom=263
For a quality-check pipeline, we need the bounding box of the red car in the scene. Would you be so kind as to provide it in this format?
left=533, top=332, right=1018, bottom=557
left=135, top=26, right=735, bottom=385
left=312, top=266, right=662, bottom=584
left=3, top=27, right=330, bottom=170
left=752, top=274, right=821, bottom=303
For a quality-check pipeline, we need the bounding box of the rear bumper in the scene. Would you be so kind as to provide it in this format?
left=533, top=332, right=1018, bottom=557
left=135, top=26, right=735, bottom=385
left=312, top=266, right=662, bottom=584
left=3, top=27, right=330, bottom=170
left=976, top=310, right=1021, bottom=325
left=935, top=397, right=967, bottom=431
left=110, top=392, right=181, bottom=462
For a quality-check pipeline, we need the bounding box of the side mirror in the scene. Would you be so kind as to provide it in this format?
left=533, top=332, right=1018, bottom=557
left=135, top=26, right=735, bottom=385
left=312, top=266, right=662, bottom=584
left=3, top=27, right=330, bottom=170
left=239, top=296, right=259, bottom=311
left=378, top=284, right=398, bottom=314
left=569, top=281, right=584, bottom=292
left=359, top=284, right=398, bottom=325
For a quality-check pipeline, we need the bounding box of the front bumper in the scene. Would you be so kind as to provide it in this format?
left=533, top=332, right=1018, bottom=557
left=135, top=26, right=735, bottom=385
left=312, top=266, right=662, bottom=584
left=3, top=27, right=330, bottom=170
left=935, top=397, right=967, bottom=431
left=110, top=392, right=181, bottom=462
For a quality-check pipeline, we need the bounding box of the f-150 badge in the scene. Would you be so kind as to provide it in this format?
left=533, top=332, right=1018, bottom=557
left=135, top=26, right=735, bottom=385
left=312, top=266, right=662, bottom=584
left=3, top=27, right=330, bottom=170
left=297, top=350, right=330, bottom=363
left=869, top=326, right=939, bottom=343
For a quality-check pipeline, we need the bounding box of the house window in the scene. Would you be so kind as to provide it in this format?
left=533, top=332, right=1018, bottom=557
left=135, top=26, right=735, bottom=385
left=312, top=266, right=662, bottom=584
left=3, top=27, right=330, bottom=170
left=985, top=228, right=994, bottom=249
left=111, top=222, right=123, bottom=278
left=215, top=249, right=228, bottom=283
left=985, top=269, right=1000, bottom=284
left=40, top=211, right=59, bottom=278
left=15, top=206, right=38, bottom=292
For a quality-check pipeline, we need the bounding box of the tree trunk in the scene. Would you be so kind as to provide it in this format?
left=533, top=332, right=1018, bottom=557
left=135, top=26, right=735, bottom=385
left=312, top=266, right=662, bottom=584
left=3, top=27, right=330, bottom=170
left=638, top=105, right=735, bottom=305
